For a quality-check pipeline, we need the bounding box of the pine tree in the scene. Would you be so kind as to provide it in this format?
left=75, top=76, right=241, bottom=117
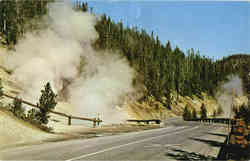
left=12, top=97, right=24, bottom=118
left=183, top=105, right=192, bottom=121
left=0, top=78, right=3, bottom=98
left=37, top=82, right=57, bottom=124
left=200, top=103, right=207, bottom=119
left=192, top=109, right=197, bottom=119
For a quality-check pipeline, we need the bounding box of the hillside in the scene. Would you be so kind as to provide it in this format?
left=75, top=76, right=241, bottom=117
left=216, top=54, right=250, bottom=98
left=0, top=108, right=53, bottom=148
left=0, top=0, right=249, bottom=149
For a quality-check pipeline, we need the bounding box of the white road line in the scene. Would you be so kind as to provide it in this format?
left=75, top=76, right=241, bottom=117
left=0, top=126, right=180, bottom=155
left=0, top=126, right=176, bottom=154
left=66, top=126, right=199, bottom=161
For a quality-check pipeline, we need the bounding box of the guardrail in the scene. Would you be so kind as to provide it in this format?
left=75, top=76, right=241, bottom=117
left=187, top=118, right=235, bottom=125
left=127, top=119, right=161, bottom=124
left=2, top=93, right=102, bottom=127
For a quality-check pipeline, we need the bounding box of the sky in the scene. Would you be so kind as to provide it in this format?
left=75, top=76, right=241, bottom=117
left=83, top=0, right=249, bottom=59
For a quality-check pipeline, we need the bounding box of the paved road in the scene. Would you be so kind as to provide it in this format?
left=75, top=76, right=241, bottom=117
left=0, top=120, right=226, bottom=160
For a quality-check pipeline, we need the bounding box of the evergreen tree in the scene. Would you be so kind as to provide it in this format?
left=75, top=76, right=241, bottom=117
left=37, top=82, right=57, bottom=124
left=233, top=104, right=250, bottom=124
left=192, top=109, right=197, bottom=119
left=183, top=105, right=192, bottom=121
left=0, top=78, right=3, bottom=98
left=2, top=0, right=249, bottom=115
left=12, top=97, right=24, bottom=118
left=200, top=103, right=207, bottom=119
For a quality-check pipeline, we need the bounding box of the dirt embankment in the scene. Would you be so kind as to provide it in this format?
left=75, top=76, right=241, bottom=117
left=0, top=109, right=53, bottom=148
left=126, top=93, right=220, bottom=121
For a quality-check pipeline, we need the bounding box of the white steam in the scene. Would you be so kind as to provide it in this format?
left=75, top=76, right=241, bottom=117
left=4, top=3, right=134, bottom=123
left=216, top=75, right=244, bottom=117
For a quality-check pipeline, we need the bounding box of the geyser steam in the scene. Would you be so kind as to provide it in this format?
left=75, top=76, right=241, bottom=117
left=216, top=75, right=244, bottom=117
left=4, top=3, right=134, bottom=123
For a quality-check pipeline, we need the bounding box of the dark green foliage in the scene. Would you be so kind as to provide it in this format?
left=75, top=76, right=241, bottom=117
left=73, top=0, right=88, bottom=12
left=233, top=104, right=250, bottom=124
left=183, top=105, right=192, bottom=121
left=216, top=54, right=250, bottom=96
left=0, top=0, right=52, bottom=45
left=92, top=4, right=250, bottom=109
left=37, top=82, right=57, bottom=125
left=11, top=97, right=25, bottom=118
left=1, top=0, right=250, bottom=114
left=27, top=108, right=39, bottom=123
left=200, top=103, right=207, bottom=119
left=192, top=108, right=197, bottom=119
left=0, top=78, right=3, bottom=98
left=26, top=108, right=52, bottom=132
left=212, top=110, right=217, bottom=117
left=94, top=14, right=230, bottom=107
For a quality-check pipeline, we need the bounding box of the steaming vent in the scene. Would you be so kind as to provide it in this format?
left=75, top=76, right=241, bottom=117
left=3, top=3, right=135, bottom=123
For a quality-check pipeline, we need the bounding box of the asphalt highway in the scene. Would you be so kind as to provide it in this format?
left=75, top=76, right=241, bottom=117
left=0, top=119, right=226, bottom=160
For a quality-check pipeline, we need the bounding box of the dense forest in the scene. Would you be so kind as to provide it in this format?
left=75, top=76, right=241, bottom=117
left=93, top=9, right=250, bottom=108
left=0, top=0, right=249, bottom=111
left=0, top=0, right=53, bottom=46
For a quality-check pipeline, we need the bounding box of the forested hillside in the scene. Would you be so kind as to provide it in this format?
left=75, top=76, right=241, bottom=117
left=0, top=0, right=53, bottom=46
left=93, top=12, right=250, bottom=108
left=217, top=54, right=250, bottom=98
left=0, top=0, right=249, bottom=111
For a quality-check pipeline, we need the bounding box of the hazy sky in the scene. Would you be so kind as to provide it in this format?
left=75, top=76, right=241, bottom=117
left=84, top=1, right=249, bottom=59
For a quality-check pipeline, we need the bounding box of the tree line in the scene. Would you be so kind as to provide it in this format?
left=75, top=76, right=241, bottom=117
left=1, top=0, right=249, bottom=113
left=94, top=13, right=232, bottom=108
left=0, top=0, right=53, bottom=46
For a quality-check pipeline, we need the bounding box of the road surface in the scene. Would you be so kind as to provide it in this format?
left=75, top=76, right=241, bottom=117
left=0, top=119, right=227, bottom=160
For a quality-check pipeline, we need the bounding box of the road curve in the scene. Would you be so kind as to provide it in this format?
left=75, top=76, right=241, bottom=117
left=0, top=120, right=225, bottom=160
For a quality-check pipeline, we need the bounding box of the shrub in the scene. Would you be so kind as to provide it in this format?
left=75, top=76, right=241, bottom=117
left=11, top=97, right=25, bottom=118
left=27, top=108, right=53, bottom=132
left=192, top=109, right=198, bottom=119
left=233, top=103, right=250, bottom=124
left=200, top=103, right=207, bottom=119
left=27, top=108, right=40, bottom=124
left=212, top=110, right=217, bottom=117
left=0, top=78, right=3, bottom=98
left=183, top=105, right=192, bottom=121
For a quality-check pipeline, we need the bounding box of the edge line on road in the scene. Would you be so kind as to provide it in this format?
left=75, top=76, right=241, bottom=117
left=66, top=126, right=199, bottom=161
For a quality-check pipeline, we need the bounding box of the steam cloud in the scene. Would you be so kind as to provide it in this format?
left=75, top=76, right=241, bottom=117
left=216, top=75, right=244, bottom=117
left=4, top=3, right=134, bottom=123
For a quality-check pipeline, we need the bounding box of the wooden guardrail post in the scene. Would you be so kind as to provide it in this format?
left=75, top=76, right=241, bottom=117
left=93, top=119, right=96, bottom=128
left=68, top=115, right=72, bottom=126
left=97, top=113, right=100, bottom=126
